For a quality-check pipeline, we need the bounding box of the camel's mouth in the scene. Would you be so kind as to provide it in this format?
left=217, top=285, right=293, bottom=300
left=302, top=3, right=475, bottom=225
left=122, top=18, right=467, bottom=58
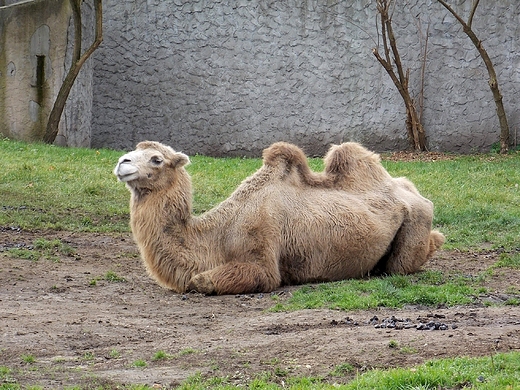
left=114, top=162, right=139, bottom=182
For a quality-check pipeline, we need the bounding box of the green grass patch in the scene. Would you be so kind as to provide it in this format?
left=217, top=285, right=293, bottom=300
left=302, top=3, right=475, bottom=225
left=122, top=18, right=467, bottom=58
left=6, top=238, right=76, bottom=262
left=493, top=251, right=520, bottom=269
left=1, top=352, right=518, bottom=389
left=103, top=270, right=126, bottom=283
left=87, top=270, right=126, bottom=286
left=329, top=362, right=355, bottom=377
left=271, top=271, right=481, bottom=312
left=0, top=139, right=130, bottom=232
left=20, top=354, right=35, bottom=364
left=382, top=156, right=520, bottom=250
left=1, top=139, right=518, bottom=251
left=131, top=359, right=147, bottom=368
left=109, top=349, right=121, bottom=359
left=163, top=352, right=520, bottom=389
left=179, top=347, right=199, bottom=356
left=6, top=248, right=39, bottom=261
left=344, top=351, right=520, bottom=390
left=152, top=350, right=174, bottom=361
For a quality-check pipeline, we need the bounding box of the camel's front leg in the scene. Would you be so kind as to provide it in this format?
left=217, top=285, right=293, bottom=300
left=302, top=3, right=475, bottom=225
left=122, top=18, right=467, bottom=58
left=187, top=262, right=281, bottom=295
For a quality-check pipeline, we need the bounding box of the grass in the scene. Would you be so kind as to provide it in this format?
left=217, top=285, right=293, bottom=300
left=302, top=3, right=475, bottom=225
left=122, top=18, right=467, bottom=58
left=20, top=355, right=35, bottom=364
left=6, top=238, right=76, bottom=262
left=493, top=251, right=520, bottom=269
left=381, top=156, right=520, bottom=250
left=109, top=349, right=121, bottom=359
left=1, top=139, right=518, bottom=249
left=342, top=352, right=520, bottom=390
left=103, top=270, right=126, bottom=282
left=0, top=139, right=129, bottom=232
left=1, top=349, right=518, bottom=389
left=1, top=139, right=520, bottom=389
left=152, top=350, right=174, bottom=361
left=74, top=351, right=517, bottom=390
left=270, top=270, right=491, bottom=312
left=329, top=363, right=355, bottom=377
left=131, top=359, right=147, bottom=368
left=87, top=270, right=126, bottom=286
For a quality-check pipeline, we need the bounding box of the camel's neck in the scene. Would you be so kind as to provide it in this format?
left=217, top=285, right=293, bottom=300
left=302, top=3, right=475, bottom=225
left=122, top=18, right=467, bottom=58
left=130, top=172, right=193, bottom=226
left=129, top=171, right=197, bottom=291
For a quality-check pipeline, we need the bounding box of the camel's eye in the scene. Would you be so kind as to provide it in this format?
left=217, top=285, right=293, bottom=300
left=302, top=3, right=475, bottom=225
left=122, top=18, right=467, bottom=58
left=150, top=156, right=163, bottom=165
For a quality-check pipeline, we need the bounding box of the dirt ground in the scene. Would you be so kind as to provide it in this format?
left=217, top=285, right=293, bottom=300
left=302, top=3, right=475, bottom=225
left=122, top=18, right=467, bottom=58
left=1, top=229, right=519, bottom=389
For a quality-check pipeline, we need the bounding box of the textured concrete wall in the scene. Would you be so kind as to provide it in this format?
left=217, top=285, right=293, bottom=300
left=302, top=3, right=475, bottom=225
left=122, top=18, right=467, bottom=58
left=0, top=0, right=94, bottom=147
left=87, top=0, right=518, bottom=155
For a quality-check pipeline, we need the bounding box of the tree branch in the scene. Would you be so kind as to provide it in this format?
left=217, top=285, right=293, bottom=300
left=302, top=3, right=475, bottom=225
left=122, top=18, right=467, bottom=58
left=436, top=0, right=467, bottom=27
left=43, top=0, right=103, bottom=144
left=436, top=0, right=509, bottom=153
left=71, top=0, right=82, bottom=61
left=467, top=0, right=480, bottom=28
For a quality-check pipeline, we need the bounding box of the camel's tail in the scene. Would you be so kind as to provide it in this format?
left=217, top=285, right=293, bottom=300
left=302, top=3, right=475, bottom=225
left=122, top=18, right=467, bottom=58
left=427, top=230, right=445, bottom=258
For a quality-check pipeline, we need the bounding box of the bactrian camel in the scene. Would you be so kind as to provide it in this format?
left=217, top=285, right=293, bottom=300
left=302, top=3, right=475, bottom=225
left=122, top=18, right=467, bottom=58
left=114, top=141, right=444, bottom=295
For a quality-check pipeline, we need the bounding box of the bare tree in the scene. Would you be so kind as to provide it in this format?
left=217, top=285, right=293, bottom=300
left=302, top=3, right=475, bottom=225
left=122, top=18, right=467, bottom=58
left=372, top=0, right=427, bottom=151
left=43, top=0, right=103, bottom=144
left=436, top=0, right=509, bottom=154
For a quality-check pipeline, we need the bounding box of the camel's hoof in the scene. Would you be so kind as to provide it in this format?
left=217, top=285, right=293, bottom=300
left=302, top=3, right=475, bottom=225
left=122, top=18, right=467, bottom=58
left=188, top=274, right=215, bottom=295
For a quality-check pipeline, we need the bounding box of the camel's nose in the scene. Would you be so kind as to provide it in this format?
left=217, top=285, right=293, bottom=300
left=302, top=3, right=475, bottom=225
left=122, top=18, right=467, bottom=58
left=120, top=158, right=131, bottom=164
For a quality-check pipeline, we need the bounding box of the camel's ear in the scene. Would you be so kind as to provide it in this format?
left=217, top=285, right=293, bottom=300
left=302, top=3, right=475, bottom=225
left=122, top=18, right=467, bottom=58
left=170, top=152, right=190, bottom=169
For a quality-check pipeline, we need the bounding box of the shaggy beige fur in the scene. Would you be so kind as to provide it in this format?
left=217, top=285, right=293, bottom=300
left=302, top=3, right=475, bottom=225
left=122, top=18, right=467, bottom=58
left=114, top=141, right=444, bottom=295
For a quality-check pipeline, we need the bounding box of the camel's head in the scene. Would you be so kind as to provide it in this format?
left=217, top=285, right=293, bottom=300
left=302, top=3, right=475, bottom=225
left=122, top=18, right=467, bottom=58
left=114, top=141, right=190, bottom=194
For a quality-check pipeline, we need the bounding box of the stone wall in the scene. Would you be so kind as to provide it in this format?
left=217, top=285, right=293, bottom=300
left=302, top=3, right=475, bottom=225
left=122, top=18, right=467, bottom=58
left=3, top=0, right=519, bottom=155
left=91, top=0, right=520, bottom=156
left=0, top=0, right=94, bottom=147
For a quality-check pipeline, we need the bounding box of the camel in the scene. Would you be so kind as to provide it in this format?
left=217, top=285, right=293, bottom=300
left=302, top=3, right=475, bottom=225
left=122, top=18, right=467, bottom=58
left=114, top=141, right=444, bottom=295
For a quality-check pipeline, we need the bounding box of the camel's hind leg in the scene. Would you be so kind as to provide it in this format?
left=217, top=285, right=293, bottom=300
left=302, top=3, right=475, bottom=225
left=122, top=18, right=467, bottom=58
left=384, top=221, right=445, bottom=275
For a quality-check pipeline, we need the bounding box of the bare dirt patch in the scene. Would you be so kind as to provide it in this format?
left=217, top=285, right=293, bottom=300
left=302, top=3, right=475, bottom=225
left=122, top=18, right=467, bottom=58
left=1, top=229, right=519, bottom=389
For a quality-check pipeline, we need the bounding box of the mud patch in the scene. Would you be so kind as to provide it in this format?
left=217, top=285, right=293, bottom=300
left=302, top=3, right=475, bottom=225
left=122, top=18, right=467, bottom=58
left=1, top=229, right=519, bottom=388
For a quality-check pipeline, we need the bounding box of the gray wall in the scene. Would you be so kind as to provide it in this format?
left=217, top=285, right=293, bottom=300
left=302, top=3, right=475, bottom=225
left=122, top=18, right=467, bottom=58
left=92, top=0, right=520, bottom=156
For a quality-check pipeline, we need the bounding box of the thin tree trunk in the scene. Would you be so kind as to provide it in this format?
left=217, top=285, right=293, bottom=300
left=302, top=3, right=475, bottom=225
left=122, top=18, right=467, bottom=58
left=43, top=0, right=103, bottom=144
left=373, top=0, right=427, bottom=151
left=437, top=0, right=509, bottom=153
